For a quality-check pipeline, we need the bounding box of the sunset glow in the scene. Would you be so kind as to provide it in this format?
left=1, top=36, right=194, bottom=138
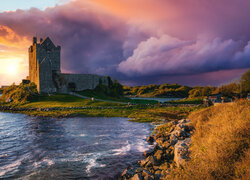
left=0, top=0, right=249, bottom=86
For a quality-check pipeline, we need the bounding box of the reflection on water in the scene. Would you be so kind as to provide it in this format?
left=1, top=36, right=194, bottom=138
left=0, top=112, right=153, bottom=179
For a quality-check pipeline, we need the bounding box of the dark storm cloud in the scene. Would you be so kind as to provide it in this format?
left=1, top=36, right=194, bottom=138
left=0, top=0, right=250, bottom=86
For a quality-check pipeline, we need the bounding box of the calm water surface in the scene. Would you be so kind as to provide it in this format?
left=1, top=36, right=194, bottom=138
left=0, top=112, right=153, bottom=179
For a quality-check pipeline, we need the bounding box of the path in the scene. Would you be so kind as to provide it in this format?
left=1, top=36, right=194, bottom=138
left=68, top=92, right=128, bottom=104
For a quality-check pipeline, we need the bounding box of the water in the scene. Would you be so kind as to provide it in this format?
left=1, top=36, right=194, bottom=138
left=130, top=97, right=182, bottom=103
left=0, top=112, right=154, bottom=179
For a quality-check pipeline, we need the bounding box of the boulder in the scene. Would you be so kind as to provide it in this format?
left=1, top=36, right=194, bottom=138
left=144, top=149, right=154, bottom=157
left=154, top=150, right=164, bottom=162
left=162, top=141, right=170, bottom=148
left=144, top=175, right=154, bottom=180
left=146, top=136, right=154, bottom=144
left=174, top=138, right=191, bottom=167
left=145, top=155, right=160, bottom=167
left=140, top=159, right=148, bottom=167
left=131, top=173, right=142, bottom=180
left=142, top=169, right=153, bottom=177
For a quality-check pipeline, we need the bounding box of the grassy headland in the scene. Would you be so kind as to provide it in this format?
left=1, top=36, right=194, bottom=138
left=122, top=100, right=249, bottom=179
left=170, top=100, right=250, bottom=179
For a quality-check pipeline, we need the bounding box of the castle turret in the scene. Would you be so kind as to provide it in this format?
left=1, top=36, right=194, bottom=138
left=33, top=37, right=37, bottom=44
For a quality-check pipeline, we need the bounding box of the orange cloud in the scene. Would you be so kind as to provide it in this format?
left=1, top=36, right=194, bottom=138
left=0, top=25, right=29, bottom=85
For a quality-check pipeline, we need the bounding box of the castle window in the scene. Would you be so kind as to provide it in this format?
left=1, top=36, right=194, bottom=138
left=68, top=82, right=76, bottom=92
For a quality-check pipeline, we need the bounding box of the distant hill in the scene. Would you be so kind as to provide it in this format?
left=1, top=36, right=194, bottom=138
left=123, top=83, right=192, bottom=98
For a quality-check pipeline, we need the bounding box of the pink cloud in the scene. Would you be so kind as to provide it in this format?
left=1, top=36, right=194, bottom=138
left=118, top=35, right=249, bottom=76
left=0, top=0, right=250, bottom=86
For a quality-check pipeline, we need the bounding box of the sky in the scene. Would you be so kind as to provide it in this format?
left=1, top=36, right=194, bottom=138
left=0, top=0, right=249, bottom=86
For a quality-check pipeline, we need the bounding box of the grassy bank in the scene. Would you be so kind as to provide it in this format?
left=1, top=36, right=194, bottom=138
left=21, top=94, right=125, bottom=108
left=78, top=90, right=158, bottom=105
left=2, top=105, right=200, bottom=123
left=168, top=98, right=203, bottom=105
left=0, top=93, right=201, bottom=122
left=172, top=100, right=250, bottom=179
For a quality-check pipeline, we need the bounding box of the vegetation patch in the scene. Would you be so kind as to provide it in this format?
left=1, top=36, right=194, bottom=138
left=172, top=100, right=250, bottom=179
left=0, top=82, right=38, bottom=104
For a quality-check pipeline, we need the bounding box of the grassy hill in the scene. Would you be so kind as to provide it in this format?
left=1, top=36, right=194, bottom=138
left=123, top=83, right=192, bottom=98
left=173, top=100, right=250, bottom=179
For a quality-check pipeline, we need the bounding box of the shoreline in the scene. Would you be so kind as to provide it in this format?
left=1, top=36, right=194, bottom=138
left=120, top=119, right=193, bottom=179
left=0, top=103, right=199, bottom=179
left=0, top=104, right=201, bottom=120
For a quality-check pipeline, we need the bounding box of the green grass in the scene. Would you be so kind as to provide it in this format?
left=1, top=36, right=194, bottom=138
left=20, top=94, right=125, bottom=108
left=78, top=90, right=158, bottom=105
left=168, top=98, right=203, bottom=104
left=16, top=106, right=200, bottom=122
left=1, top=92, right=202, bottom=122
left=128, top=106, right=201, bottom=123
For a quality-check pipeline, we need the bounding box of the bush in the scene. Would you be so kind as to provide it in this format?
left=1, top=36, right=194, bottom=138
left=94, top=78, right=124, bottom=98
left=0, top=82, right=38, bottom=103
left=240, top=69, right=250, bottom=95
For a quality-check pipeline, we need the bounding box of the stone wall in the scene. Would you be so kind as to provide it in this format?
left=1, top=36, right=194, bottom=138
left=57, top=73, right=108, bottom=93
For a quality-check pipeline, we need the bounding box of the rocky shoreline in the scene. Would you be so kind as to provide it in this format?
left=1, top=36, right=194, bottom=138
left=120, top=119, right=193, bottom=180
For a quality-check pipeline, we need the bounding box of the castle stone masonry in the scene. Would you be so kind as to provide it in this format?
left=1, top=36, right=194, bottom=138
left=27, top=37, right=108, bottom=93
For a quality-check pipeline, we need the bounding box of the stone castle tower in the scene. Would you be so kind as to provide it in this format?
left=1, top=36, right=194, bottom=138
left=27, top=37, right=108, bottom=93
left=28, top=37, right=61, bottom=93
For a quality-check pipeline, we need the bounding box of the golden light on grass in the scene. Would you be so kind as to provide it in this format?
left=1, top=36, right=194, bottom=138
left=173, top=100, right=250, bottom=179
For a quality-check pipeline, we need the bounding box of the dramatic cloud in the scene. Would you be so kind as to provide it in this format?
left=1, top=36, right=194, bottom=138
left=118, top=35, right=250, bottom=76
left=0, top=0, right=250, bottom=86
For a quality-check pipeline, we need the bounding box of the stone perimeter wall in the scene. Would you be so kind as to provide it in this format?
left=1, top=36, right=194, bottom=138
left=56, top=73, right=109, bottom=93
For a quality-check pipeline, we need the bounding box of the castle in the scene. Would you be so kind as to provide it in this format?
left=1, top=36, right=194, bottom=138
left=27, top=37, right=108, bottom=93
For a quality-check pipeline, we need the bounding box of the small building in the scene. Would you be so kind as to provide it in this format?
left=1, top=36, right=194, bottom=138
left=208, top=93, right=222, bottom=103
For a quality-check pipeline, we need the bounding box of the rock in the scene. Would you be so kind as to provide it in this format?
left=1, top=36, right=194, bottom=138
left=144, top=149, right=153, bottom=157
left=121, top=166, right=136, bottom=178
left=162, top=141, right=170, bottom=148
left=146, top=136, right=154, bottom=144
left=165, top=146, right=174, bottom=161
left=140, top=159, right=148, bottom=167
left=5, top=98, right=13, bottom=103
left=154, top=150, right=163, bottom=162
left=131, top=173, right=142, bottom=180
left=153, top=144, right=161, bottom=152
left=144, top=175, right=154, bottom=180
left=144, top=155, right=159, bottom=167
left=174, top=138, right=191, bottom=167
left=155, top=137, right=164, bottom=146
left=142, top=169, right=153, bottom=177
left=121, top=168, right=128, bottom=177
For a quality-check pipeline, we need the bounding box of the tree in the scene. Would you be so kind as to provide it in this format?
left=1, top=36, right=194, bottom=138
left=219, top=82, right=239, bottom=97
left=240, top=69, right=250, bottom=95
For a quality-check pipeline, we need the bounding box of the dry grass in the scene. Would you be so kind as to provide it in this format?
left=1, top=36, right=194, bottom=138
left=174, top=100, right=250, bottom=179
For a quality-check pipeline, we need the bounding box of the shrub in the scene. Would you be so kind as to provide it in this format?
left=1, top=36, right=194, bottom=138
left=94, top=78, right=124, bottom=98
left=0, top=82, right=38, bottom=103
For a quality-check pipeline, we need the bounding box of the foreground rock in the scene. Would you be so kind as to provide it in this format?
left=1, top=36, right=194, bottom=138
left=120, top=119, right=193, bottom=179
left=174, top=138, right=191, bottom=167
